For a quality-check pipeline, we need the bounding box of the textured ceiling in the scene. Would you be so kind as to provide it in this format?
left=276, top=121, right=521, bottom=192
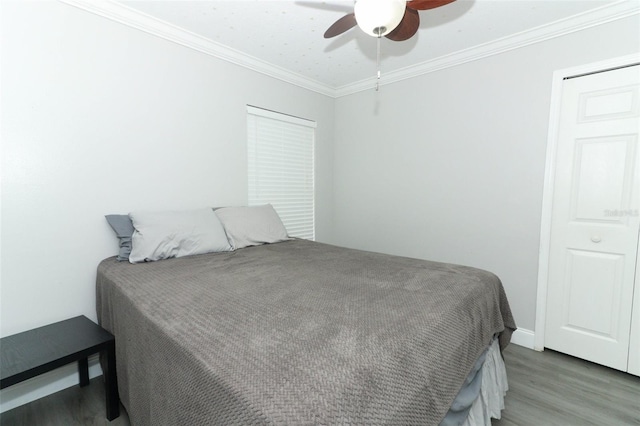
left=117, top=0, right=627, bottom=89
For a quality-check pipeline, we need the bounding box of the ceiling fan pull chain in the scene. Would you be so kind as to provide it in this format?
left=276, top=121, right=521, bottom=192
left=376, top=34, right=381, bottom=91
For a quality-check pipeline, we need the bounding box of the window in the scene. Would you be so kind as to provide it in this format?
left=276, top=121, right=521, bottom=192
left=247, top=105, right=316, bottom=240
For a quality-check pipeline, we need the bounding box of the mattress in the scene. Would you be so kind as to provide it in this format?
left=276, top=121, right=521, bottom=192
left=96, top=239, right=516, bottom=425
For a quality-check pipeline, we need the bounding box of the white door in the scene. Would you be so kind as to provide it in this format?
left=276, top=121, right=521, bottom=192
left=545, top=65, right=640, bottom=372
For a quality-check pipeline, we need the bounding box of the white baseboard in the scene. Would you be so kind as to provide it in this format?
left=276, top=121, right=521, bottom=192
left=510, top=328, right=536, bottom=350
left=0, top=354, right=102, bottom=413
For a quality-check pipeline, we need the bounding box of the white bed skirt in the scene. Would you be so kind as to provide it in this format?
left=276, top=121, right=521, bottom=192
left=462, top=338, right=509, bottom=425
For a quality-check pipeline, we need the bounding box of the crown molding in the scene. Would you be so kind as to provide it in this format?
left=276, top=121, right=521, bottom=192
left=58, top=0, right=338, bottom=98
left=335, top=0, right=640, bottom=97
left=59, top=0, right=638, bottom=100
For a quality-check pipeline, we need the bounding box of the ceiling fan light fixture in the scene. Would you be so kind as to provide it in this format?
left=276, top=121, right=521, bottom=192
left=354, top=0, right=406, bottom=37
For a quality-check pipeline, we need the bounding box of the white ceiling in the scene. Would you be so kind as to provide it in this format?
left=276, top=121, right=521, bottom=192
left=110, top=0, right=632, bottom=91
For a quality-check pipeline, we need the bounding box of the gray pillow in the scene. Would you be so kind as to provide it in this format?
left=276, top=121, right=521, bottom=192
left=105, top=214, right=135, bottom=261
left=214, top=204, right=290, bottom=250
left=129, top=208, right=232, bottom=263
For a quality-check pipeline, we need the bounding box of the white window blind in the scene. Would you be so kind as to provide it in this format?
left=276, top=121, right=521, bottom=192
left=247, top=105, right=316, bottom=240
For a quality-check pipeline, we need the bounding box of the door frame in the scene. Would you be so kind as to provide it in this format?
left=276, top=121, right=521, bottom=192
left=534, top=53, right=640, bottom=351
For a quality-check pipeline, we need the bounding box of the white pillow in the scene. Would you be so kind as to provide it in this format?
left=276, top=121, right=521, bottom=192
left=129, top=208, right=232, bottom=263
left=215, top=204, right=290, bottom=250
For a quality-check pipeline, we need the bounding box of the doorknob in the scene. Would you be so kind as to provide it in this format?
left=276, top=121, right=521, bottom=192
left=591, top=236, right=602, bottom=243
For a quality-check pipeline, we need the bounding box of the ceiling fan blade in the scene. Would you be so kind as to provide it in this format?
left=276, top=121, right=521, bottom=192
left=385, top=8, right=419, bottom=41
left=407, top=0, right=456, bottom=11
left=324, top=13, right=357, bottom=38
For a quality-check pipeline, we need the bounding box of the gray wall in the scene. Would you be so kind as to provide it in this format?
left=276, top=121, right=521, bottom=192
left=0, top=1, right=334, bottom=410
left=1, top=1, right=335, bottom=336
left=331, top=15, right=640, bottom=332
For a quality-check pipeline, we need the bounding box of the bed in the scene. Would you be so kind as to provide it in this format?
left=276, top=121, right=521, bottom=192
left=96, top=238, right=515, bottom=425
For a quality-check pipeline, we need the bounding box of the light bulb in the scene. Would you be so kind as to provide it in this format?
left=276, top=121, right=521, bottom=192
left=354, top=0, right=406, bottom=37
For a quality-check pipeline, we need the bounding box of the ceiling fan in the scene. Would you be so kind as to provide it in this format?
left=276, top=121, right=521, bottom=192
left=324, top=0, right=457, bottom=42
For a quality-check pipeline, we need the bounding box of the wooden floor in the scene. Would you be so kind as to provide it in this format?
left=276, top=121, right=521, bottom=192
left=1, top=344, right=638, bottom=425
left=494, top=344, right=639, bottom=426
left=0, top=377, right=130, bottom=426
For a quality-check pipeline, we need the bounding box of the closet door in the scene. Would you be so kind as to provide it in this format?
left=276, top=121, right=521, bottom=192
left=545, top=65, right=640, bottom=372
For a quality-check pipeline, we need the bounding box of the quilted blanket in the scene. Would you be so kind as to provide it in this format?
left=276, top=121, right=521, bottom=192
left=96, top=239, right=515, bottom=425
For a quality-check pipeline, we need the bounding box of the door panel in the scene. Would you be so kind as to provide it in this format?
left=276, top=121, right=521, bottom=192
left=564, top=249, right=623, bottom=339
left=545, top=65, right=640, bottom=372
left=579, top=85, right=639, bottom=122
left=572, top=138, right=630, bottom=220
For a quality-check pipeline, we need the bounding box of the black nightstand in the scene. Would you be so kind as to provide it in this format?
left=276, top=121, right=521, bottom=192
left=0, top=315, right=120, bottom=421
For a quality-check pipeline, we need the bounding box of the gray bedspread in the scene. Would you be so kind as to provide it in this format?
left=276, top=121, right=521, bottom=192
left=96, top=239, right=515, bottom=425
